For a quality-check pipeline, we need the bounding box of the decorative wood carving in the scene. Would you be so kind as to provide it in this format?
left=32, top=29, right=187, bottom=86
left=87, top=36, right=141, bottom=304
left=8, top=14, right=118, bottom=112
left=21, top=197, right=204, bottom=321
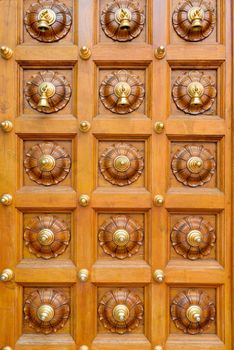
left=24, top=289, right=70, bottom=334
left=98, top=289, right=144, bottom=334
left=24, top=215, right=70, bottom=259
left=171, top=216, right=216, bottom=260
left=99, top=142, right=144, bottom=186
left=171, top=289, right=216, bottom=334
left=99, top=70, right=145, bottom=114
left=98, top=215, right=144, bottom=259
left=172, top=71, right=216, bottom=115
left=24, top=142, right=71, bottom=186
left=24, top=0, right=72, bottom=42
left=100, top=0, right=145, bottom=42
left=25, top=71, right=72, bottom=114
left=172, top=0, right=216, bottom=42
left=171, top=145, right=216, bottom=187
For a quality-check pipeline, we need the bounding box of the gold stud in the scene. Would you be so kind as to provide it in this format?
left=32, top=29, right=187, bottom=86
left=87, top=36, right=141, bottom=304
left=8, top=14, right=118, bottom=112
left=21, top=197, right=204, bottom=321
left=0, top=269, right=14, bottom=282
left=37, top=304, right=55, bottom=322
left=154, top=121, right=164, bottom=134
left=113, top=304, right=130, bottom=322
left=79, top=121, right=91, bottom=133
left=2, top=347, right=13, bottom=350
left=115, top=8, right=132, bottom=30
left=154, top=195, right=164, bottom=207
left=154, top=347, right=163, bottom=350
left=0, top=194, right=12, bottom=206
left=188, top=7, right=204, bottom=31
left=0, top=46, right=13, bottom=60
left=1, top=120, right=13, bottom=133
left=79, top=346, right=89, bottom=350
left=187, top=230, right=202, bottom=247
left=79, top=46, right=92, bottom=60
left=153, top=269, right=165, bottom=283
left=79, top=194, right=90, bottom=207
left=155, top=46, right=166, bottom=60
left=114, top=82, right=131, bottom=106
left=78, top=269, right=89, bottom=282
left=37, top=9, right=56, bottom=32
left=186, top=305, right=202, bottom=322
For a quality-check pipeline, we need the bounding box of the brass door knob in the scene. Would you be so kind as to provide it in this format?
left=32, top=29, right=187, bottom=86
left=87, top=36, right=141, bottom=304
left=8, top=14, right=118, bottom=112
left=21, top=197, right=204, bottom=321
left=154, top=347, right=163, bottom=350
left=79, top=46, right=92, bottom=60
left=153, top=269, right=165, bottom=283
left=113, top=304, right=129, bottom=322
left=154, top=195, right=164, bottom=206
left=0, top=194, right=12, bottom=206
left=79, top=346, right=89, bottom=350
left=0, top=269, right=14, bottom=281
left=78, top=268, right=89, bottom=282
left=79, top=194, right=90, bottom=207
left=37, top=304, right=55, bottom=322
left=154, top=121, right=164, bottom=134
left=0, top=46, right=13, bottom=60
left=186, top=305, right=202, bottom=322
left=155, top=46, right=166, bottom=60
left=187, top=230, right=202, bottom=246
left=79, top=121, right=91, bottom=133
left=2, top=347, right=12, bottom=350
left=1, top=120, right=13, bottom=133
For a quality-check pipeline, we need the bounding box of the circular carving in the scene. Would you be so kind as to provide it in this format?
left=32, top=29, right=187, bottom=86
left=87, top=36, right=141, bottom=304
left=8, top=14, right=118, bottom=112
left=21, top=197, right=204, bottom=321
left=24, top=215, right=70, bottom=259
left=99, top=143, right=144, bottom=186
left=100, top=0, right=145, bottom=42
left=99, top=70, right=145, bottom=114
left=170, top=289, right=215, bottom=334
left=24, top=0, right=72, bottom=43
left=171, top=145, right=216, bottom=187
left=24, top=289, right=70, bottom=334
left=25, top=71, right=72, bottom=114
left=171, top=216, right=216, bottom=260
left=172, top=0, right=216, bottom=42
left=24, top=142, right=71, bottom=186
left=98, top=215, right=144, bottom=259
left=172, top=71, right=216, bottom=115
left=98, top=289, right=144, bottom=334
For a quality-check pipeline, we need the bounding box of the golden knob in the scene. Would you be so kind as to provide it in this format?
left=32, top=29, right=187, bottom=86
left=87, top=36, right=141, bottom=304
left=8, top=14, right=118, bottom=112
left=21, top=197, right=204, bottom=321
left=113, top=304, right=130, bottom=322
left=79, top=194, right=90, bottom=207
left=37, top=304, right=55, bottom=322
left=79, top=46, right=92, bottom=60
left=79, top=121, right=91, bottom=133
left=187, top=81, right=204, bottom=106
left=38, top=229, right=55, bottom=245
left=114, top=82, right=131, bottom=106
left=0, top=269, right=14, bottom=282
left=79, top=346, right=89, bottom=350
left=154, top=121, right=164, bottom=134
left=186, top=305, right=202, bottom=323
left=153, top=269, right=165, bottom=283
left=1, top=120, right=13, bottom=133
left=188, top=7, right=204, bottom=30
left=0, top=194, right=12, bottom=206
left=38, top=155, right=56, bottom=172
left=154, top=195, right=164, bottom=207
left=154, top=347, right=163, bottom=350
left=113, top=155, right=130, bottom=172
left=115, top=8, right=132, bottom=30
left=113, top=229, right=130, bottom=246
left=37, top=9, right=56, bottom=32
left=187, top=156, right=203, bottom=173
left=187, top=230, right=202, bottom=247
left=2, top=347, right=12, bottom=350
left=0, top=46, right=13, bottom=60
left=155, top=46, right=166, bottom=60
left=78, top=268, right=89, bottom=282
left=37, top=82, right=55, bottom=108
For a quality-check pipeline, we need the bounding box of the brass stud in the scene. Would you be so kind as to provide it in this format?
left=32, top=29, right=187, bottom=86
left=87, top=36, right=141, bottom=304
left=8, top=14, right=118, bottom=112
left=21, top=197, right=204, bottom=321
left=37, top=304, right=55, bottom=322
left=37, top=9, right=56, bottom=32
left=0, top=194, right=12, bottom=206
left=115, top=8, right=132, bottom=30
left=0, top=269, right=14, bottom=282
left=38, top=229, right=55, bottom=246
left=38, top=155, right=56, bottom=172
left=154, top=121, right=164, bottom=134
left=0, top=46, right=13, bottom=60
left=114, top=82, right=131, bottom=106
left=79, top=46, right=92, bottom=60
left=154, top=195, right=164, bottom=207
left=188, top=7, right=204, bottom=31
left=153, top=269, right=165, bottom=283
left=79, top=194, right=90, bottom=207
left=187, top=81, right=204, bottom=106
left=113, top=304, right=130, bottom=322
left=113, top=229, right=130, bottom=246
left=79, top=121, right=91, bottom=133
left=78, top=268, right=89, bottom=282
left=1, top=120, right=13, bottom=133
left=154, top=347, right=163, bottom=350
left=187, top=230, right=202, bottom=247
left=2, top=347, right=13, bottom=350
left=79, top=346, right=89, bottom=350
left=155, top=46, right=166, bottom=60
left=187, top=156, right=203, bottom=173
left=186, top=305, right=202, bottom=322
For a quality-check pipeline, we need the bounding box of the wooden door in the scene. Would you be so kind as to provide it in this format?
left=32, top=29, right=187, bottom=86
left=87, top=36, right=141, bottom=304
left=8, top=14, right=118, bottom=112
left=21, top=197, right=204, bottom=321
left=0, top=1, right=232, bottom=350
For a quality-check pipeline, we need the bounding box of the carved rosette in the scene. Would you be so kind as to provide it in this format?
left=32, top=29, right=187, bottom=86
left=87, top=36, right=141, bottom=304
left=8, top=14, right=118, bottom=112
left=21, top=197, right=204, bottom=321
left=172, top=0, right=216, bottom=42
left=24, top=289, right=70, bottom=334
left=101, top=0, right=145, bottom=42
left=24, top=0, right=72, bottom=42
left=171, top=216, right=216, bottom=260
left=172, top=71, right=217, bottom=115
left=171, top=289, right=216, bottom=334
left=25, top=71, right=72, bottom=114
left=98, top=215, right=143, bottom=259
left=24, top=142, right=71, bottom=186
left=99, top=70, right=145, bottom=114
left=99, top=143, right=144, bottom=186
left=171, top=145, right=216, bottom=187
left=24, top=215, right=70, bottom=259
left=98, top=289, right=144, bottom=334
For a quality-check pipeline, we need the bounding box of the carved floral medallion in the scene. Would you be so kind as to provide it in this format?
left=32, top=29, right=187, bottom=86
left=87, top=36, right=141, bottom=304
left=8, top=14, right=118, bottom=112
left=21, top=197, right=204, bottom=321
left=24, top=215, right=70, bottom=259
left=98, top=289, right=144, bottom=334
left=99, top=70, right=145, bottom=114
left=172, top=0, right=216, bottom=42
left=171, top=145, right=216, bottom=187
left=101, top=0, right=145, bottom=42
left=172, top=71, right=217, bottom=115
left=24, top=289, right=70, bottom=334
left=171, top=216, right=216, bottom=260
left=171, top=289, right=216, bottom=334
left=24, top=0, right=72, bottom=42
left=99, top=142, right=144, bottom=186
left=25, top=71, right=72, bottom=114
left=98, top=215, right=143, bottom=259
left=24, top=142, right=71, bottom=186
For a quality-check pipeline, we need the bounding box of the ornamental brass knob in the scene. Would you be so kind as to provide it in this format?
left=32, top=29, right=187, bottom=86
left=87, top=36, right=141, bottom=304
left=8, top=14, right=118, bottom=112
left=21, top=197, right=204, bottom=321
left=79, top=346, right=89, bottom=350
left=187, top=156, right=203, bottom=173
left=79, top=195, right=90, bottom=207
left=113, top=229, right=130, bottom=246
left=0, top=194, right=12, bottom=206
left=37, top=9, right=56, bottom=32
left=153, top=269, right=165, bottom=283
left=79, top=46, right=92, bottom=60
left=113, top=155, right=131, bottom=172
left=155, top=46, right=166, bottom=60
left=187, top=230, right=202, bottom=247
left=115, top=8, right=132, bottom=30
left=186, top=305, right=202, bottom=322
left=114, top=82, right=131, bottom=106
left=0, top=46, right=13, bottom=60
left=78, top=268, right=89, bottom=282
left=154, top=121, right=164, bottom=134
left=154, top=195, right=164, bottom=206
left=38, top=229, right=55, bottom=246
left=1, top=120, right=13, bottom=133
left=187, top=81, right=204, bottom=106
left=37, top=82, right=56, bottom=109
left=0, top=269, right=14, bottom=282
left=37, top=304, right=55, bottom=322
left=154, top=347, right=163, bottom=350
left=2, top=347, right=12, bottom=350
left=38, top=154, right=56, bottom=172
left=113, top=304, right=130, bottom=322
left=79, top=121, right=91, bottom=133
left=188, top=7, right=204, bottom=31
